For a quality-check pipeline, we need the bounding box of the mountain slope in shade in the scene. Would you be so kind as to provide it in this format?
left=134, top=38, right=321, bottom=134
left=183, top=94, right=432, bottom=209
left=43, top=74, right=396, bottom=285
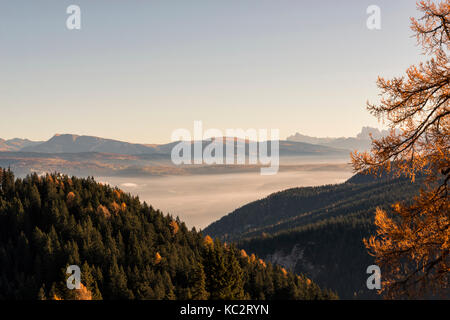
left=0, top=138, right=43, bottom=152
left=204, top=173, right=423, bottom=299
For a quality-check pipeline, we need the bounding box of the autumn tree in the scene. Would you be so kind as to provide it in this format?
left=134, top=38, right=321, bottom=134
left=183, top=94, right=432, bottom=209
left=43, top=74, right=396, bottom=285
left=169, top=220, right=179, bottom=235
left=154, top=252, right=162, bottom=265
left=352, top=0, right=450, bottom=298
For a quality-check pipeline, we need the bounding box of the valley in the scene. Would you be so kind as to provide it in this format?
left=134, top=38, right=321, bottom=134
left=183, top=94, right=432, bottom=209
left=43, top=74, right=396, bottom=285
left=98, top=164, right=353, bottom=228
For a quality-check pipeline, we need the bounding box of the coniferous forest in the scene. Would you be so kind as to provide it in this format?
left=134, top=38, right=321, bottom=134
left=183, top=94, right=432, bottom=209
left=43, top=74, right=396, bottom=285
left=0, top=168, right=337, bottom=300
left=205, top=173, right=424, bottom=299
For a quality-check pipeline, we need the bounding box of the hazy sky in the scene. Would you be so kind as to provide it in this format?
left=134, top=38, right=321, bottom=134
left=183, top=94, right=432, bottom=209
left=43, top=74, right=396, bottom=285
left=0, top=0, right=424, bottom=144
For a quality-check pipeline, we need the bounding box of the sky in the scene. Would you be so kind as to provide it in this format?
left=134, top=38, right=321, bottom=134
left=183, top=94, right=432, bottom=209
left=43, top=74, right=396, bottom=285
left=0, top=0, right=425, bottom=144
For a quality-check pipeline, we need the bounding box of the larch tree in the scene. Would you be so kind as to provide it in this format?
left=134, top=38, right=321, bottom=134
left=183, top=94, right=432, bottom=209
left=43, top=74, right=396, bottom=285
left=351, top=0, right=449, bottom=298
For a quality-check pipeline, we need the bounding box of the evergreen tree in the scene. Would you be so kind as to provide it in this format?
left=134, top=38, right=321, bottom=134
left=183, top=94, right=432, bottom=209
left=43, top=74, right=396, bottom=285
left=191, top=263, right=209, bottom=300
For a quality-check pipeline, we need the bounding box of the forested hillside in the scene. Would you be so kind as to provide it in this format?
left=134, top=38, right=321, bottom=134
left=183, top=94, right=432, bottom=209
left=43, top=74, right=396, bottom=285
left=204, top=174, right=423, bottom=299
left=0, top=168, right=336, bottom=300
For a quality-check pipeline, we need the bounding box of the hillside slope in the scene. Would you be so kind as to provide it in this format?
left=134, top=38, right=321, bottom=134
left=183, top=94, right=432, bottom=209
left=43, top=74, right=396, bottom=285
left=204, top=174, right=423, bottom=299
left=0, top=168, right=336, bottom=300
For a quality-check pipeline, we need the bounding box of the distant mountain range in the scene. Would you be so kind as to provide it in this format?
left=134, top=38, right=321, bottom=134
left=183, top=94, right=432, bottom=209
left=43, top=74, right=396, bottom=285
left=0, top=138, right=43, bottom=152
left=0, top=134, right=350, bottom=177
left=4, top=129, right=385, bottom=156
left=287, top=127, right=390, bottom=152
left=7, top=133, right=349, bottom=156
left=19, top=134, right=173, bottom=155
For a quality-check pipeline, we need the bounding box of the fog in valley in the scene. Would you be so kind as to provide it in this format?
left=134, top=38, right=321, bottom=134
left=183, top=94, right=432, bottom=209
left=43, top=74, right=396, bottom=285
left=97, top=162, right=353, bottom=229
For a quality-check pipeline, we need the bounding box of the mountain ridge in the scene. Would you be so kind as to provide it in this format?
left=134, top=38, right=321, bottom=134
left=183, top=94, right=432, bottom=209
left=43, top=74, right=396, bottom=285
left=287, top=126, right=390, bottom=152
left=0, top=138, right=43, bottom=152
left=7, top=133, right=351, bottom=156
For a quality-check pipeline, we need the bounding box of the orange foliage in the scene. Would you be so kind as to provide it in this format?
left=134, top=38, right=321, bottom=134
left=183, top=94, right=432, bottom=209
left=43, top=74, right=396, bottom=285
left=46, top=175, right=54, bottom=184
left=169, top=220, right=179, bottom=235
left=154, top=252, right=162, bottom=264
left=51, top=284, right=92, bottom=300
left=96, top=205, right=111, bottom=218
left=204, top=235, right=214, bottom=248
left=352, top=0, right=450, bottom=298
left=240, top=249, right=248, bottom=258
left=56, top=178, right=64, bottom=189
left=121, top=202, right=127, bottom=212
left=110, top=201, right=120, bottom=215
left=281, top=267, right=288, bottom=277
left=75, top=283, right=92, bottom=300
left=66, top=192, right=76, bottom=203
left=258, top=259, right=266, bottom=268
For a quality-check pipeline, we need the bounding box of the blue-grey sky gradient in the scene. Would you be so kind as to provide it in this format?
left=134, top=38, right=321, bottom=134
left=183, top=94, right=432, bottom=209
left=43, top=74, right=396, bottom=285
left=0, top=0, right=423, bottom=143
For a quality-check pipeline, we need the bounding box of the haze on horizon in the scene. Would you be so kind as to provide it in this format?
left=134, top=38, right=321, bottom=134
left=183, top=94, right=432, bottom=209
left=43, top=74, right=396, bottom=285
left=1, top=0, right=421, bottom=144
left=98, top=167, right=353, bottom=229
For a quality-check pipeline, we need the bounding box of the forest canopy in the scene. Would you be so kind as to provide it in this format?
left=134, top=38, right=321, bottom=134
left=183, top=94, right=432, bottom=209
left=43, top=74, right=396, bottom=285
left=0, top=168, right=336, bottom=300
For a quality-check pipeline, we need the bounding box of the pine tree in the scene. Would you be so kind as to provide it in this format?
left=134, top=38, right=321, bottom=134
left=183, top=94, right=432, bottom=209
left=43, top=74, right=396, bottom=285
left=37, top=285, right=46, bottom=300
left=203, top=242, right=245, bottom=299
left=191, top=263, right=209, bottom=300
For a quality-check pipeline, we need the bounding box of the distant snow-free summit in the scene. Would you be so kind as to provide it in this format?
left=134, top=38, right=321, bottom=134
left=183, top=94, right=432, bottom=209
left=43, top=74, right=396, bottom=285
left=287, top=127, right=390, bottom=152
left=5, top=133, right=350, bottom=157
left=20, top=134, right=163, bottom=155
